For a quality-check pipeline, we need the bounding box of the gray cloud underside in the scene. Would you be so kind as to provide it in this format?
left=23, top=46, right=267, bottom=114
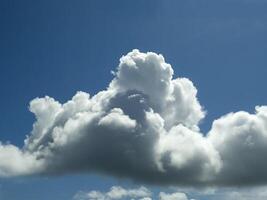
left=1, top=50, right=267, bottom=186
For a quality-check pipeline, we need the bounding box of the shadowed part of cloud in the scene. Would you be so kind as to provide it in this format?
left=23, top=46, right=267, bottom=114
left=1, top=50, right=267, bottom=186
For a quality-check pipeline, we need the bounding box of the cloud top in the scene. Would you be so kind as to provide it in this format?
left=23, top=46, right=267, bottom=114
left=0, top=50, right=267, bottom=186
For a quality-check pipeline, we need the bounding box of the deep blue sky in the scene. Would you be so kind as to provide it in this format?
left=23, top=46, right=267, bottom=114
left=1, top=0, right=267, bottom=199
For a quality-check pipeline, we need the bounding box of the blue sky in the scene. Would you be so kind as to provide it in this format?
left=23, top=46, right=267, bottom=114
left=1, top=0, right=267, bottom=199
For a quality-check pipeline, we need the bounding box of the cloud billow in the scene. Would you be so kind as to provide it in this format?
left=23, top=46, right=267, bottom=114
left=0, top=49, right=267, bottom=186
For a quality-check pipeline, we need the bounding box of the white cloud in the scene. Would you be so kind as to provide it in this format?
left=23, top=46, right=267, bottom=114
left=73, top=186, right=151, bottom=200
left=208, top=106, right=267, bottom=185
left=0, top=144, right=43, bottom=177
left=159, top=192, right=189, bottom=200
left=74, top=185, right=267, bottom=200
left=0, top=49, right=267, bottom=186
left=73, top=186, right=194, bottom=200
left=109, top=49, right=205, bottom=131
left=193, top=186, right=267, bottom=200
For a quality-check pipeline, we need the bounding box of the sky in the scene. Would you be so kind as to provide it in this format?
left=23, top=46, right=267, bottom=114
left=1, top=0, right=267, bottom=199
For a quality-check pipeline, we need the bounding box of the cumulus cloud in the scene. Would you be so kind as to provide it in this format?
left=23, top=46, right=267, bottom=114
left=208, top=106, right=267, bottom=185
left=73, top=186, right=192, bottom=200
left=0, top=49, right=267, bottom=186
left=0, top=144, right=43, bottom=177
left=159, top=192, right=189, bottom=200
left=73, top=185, right=267, bottom=200
left=73, top=186, right=151, bottom=200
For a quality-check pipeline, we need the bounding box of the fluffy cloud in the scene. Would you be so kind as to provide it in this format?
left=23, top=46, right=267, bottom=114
left=73, top=186, right=151, bottom=200
left=159, top=192, right=189, bottom=200
left=0, top=49, right=267, bottom=186
left=208, top=106, right=267, bottom=185
left=73, top=185, right=267, bottom=200
left=73, top=186, right=192, bottom=200
left=109, top=50, right=204, bottom=131
left=0, top=144, right=43, bottom=177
